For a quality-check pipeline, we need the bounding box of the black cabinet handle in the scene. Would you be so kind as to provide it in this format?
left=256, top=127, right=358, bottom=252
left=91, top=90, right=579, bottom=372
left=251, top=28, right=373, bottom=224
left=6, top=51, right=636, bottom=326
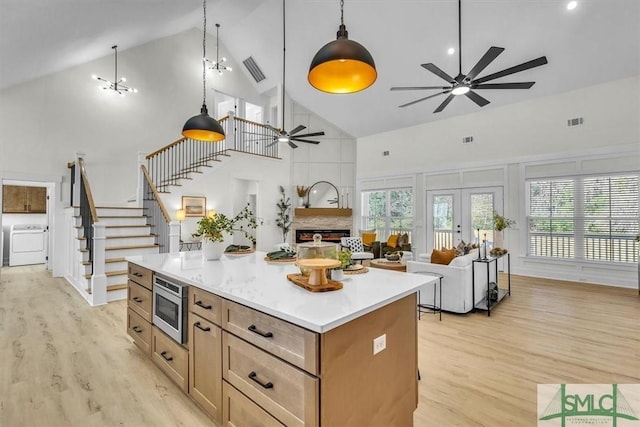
left=160, top=351, right=173, bottom=362
left=194, top=321, right=211, bottom=332
left=132, top=272, right=143, bottom=277
left=24, top=204, right=27, bottom=211
left=132, top=297, right=143, bottom=303
left=248, top=324, right=273, bottom=338
left=195, top=300, right=212, bottom=310
left=132, top=326, right=142, bottom=333
left=248, top=371, right=273, bottom=389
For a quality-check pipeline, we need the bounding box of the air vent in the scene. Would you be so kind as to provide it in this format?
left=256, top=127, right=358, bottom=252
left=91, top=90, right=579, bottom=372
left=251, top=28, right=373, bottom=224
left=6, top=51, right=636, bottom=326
left=462, top=136, right=474, bottom=144
left=242, top=56, right=266, bottom=83
left=383, top=150, right=390, bottom=156
left=567, top=117, right=584, bottom=127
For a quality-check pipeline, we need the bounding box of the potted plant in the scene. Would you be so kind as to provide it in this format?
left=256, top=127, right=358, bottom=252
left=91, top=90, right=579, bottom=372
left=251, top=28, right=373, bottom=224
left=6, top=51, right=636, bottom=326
left=492, top=210, right=515, bottom=249
left=330, top=249, right=352, bottom=281
left=193, top=203, right=262, bottom=260
left=296, top=185, right=309, bottom=208
left=275, top=186, right=292, bottom=243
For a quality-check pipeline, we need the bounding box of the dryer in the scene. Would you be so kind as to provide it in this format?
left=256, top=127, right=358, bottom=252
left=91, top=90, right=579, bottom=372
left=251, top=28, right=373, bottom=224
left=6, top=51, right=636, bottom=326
left=9, top=224, right=46, bottom=266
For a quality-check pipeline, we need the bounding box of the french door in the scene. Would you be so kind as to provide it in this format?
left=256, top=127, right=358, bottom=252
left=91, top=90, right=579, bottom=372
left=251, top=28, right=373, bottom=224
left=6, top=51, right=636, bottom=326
left=426, top=187, right=503, bottom=252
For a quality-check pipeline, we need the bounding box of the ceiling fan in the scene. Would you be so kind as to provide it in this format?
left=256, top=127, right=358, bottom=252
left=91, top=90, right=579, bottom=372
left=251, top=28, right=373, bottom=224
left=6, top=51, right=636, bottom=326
left=391, top=0, right=548, bottom=113
left=254, top=0, right=325, bottom=149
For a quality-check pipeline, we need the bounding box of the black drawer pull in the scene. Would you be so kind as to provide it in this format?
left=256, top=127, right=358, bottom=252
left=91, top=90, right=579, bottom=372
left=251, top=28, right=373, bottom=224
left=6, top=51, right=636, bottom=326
left=132, top=272, right=143, bottom=278
left=248, top=371, right=273, bottom=389
left=132, top=326, right=142, bottom=333
left=195, top=300, right=212, bottom=310
left=248, top=324, right=273, bottom=338
left=194, top=322, right=211, bottom=332
left=160, top=351, right=173, bottom=362
left=132, top=297, right=143, bottom=303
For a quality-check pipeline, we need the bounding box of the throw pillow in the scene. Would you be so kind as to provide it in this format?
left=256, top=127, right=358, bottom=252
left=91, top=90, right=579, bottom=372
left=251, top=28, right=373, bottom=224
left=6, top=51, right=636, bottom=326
left=398, top=233, right=410, bottom=247
left=431, top=248, right=456, bottom=265
left=455, top=240, right=467, bottom=257
left=361, top=232, right=376, bottom=246
left=386, top=234, right=399, bottom=248
left=345, top=237, right=364, bottom=252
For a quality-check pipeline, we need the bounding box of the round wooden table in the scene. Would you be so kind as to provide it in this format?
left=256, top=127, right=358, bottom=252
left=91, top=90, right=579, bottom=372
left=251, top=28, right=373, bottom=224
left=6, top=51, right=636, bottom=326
left=369, top=258, right=407, bottom=272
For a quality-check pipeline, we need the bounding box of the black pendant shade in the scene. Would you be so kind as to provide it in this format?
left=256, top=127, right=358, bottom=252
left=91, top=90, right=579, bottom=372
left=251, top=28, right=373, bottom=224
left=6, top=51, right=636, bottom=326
left=182, top=104, right=225, bottom=141
left=308, top=3, right=376, bottom=94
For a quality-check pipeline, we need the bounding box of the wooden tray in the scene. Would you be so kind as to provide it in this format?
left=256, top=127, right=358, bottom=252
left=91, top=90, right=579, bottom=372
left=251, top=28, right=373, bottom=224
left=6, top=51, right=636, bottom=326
left=264, top=256, right=296, bottom=263
left=344, top=266, right=369, bottom=275
left=287, top=274, right=343, bottom=292
left=225, top=248, right=255, bottom=255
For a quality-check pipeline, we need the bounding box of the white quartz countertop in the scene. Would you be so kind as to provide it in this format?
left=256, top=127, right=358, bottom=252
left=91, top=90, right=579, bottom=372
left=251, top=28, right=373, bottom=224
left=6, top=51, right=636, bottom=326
left=127, top=251, right=438, bottom=333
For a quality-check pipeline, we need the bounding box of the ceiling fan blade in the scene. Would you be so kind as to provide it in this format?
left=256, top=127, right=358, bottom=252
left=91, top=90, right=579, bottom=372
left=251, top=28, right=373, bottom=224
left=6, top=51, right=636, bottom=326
left=288, top=141, right=298, bottom=149
left=293, top=131, right=325, bottom=138
left=421, top=63, right=456, bottom=84
left=465, top=90, right=490, bottom=107
left=433, top=94, right=455, bottom=113
left=266, top=140, right=278, bottom=147
left=291, top=138, right=320, bottom=144
left=465, top=46, right=505, bottom=81
left=289, top=125, right=306, bottom=135
left=399, top=90, right=450, bottom=108
left=473, top=56, right=548, bottom=84
left=474, top=82, right=535, bottom=90
left=264, top=124, right=280, bottom=133
left=390, top=86, right=450, bottom=91
left=244, top=131, right=275, bottom=136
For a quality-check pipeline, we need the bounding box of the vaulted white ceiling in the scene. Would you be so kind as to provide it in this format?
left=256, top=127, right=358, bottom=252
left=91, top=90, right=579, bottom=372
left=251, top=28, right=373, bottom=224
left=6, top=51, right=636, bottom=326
left=1, top=0, right=638, bottom=137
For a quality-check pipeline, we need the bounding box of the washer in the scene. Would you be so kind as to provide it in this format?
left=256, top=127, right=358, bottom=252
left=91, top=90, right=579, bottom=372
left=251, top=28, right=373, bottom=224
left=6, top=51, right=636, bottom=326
left=9, top=224, right=46, bottom=266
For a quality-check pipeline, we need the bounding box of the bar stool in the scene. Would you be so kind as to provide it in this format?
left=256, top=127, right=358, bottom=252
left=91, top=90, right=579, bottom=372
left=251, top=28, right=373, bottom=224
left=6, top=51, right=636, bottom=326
left=416, top=271, right=444, bottom=321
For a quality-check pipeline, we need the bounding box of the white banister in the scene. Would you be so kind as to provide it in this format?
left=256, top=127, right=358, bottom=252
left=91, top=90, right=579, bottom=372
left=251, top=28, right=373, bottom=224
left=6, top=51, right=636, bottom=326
left=136, top=151, right=145, bottom=207
left=91, top=223, right=107, bottom=306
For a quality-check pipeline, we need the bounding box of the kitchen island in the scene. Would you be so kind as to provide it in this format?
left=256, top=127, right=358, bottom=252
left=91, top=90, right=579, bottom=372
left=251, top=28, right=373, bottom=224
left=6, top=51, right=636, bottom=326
left=126, top=251, right=437, bottom=426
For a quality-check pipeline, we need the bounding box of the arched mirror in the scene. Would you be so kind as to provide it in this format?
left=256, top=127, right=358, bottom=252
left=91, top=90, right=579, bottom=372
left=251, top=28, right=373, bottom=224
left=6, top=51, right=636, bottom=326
left=307, top=181, right=339, bottom=208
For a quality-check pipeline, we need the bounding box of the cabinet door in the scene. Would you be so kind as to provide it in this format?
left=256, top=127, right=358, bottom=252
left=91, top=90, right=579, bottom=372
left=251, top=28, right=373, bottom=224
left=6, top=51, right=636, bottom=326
left=189, top=312, right=222, bottom=423
left=27, top=187, right=47, bottom=213
left=2, top=185, right=26, bottom=213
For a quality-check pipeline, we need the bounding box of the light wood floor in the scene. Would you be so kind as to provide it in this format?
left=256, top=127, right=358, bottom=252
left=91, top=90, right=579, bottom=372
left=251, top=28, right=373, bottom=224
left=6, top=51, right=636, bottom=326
left=1, top=266, right=638, bottom=426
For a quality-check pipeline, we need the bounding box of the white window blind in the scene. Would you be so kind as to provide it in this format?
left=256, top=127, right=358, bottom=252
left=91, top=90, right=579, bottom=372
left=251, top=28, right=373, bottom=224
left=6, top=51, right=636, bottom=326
left=528, top=179, right=575, bottom=258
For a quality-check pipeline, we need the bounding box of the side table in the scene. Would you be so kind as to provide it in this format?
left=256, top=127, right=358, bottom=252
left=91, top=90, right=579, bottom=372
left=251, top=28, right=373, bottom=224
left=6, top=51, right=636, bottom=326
left=415, top=271, right=444, bottom=321
left=472, top=253, right=511, bottom=316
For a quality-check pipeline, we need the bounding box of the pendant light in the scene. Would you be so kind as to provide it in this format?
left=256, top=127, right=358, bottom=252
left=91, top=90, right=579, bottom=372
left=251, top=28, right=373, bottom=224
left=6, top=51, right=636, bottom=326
left=91, top=45, right=138, bottom=95
left=182, top=0, right=225, bottom=142
left=308, top=0, right=377, bottom=94
left=206, top=24, right=232, bottom=75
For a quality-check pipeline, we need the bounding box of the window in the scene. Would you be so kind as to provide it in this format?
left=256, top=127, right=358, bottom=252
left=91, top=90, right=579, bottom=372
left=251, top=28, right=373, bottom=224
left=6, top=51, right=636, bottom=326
left=361, top=188, right=413, bottom=241
left=527, top=174, right=638, bottom=263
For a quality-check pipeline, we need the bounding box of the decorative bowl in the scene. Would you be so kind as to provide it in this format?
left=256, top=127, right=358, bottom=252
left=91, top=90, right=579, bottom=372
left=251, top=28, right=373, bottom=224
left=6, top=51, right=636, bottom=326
left=384, top=253, right=401, bottom=262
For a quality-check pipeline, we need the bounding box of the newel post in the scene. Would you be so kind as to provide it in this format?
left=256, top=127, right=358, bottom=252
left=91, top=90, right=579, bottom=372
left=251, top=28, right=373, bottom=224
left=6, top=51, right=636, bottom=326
left=91, top=223, right=107, bottom=306
left=228, top=111, right=237, bottom=150
left=136, top=151, right=145, bottom=207
left=73, top=152, right=84, bottom=207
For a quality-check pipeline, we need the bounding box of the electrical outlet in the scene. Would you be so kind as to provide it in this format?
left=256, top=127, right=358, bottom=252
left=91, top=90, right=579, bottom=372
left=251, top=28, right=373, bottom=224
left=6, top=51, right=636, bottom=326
left=373, top=334, right=386, bottom=355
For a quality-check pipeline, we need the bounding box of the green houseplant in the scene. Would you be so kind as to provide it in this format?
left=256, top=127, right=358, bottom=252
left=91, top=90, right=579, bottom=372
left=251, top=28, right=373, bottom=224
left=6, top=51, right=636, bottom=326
left=275, top=186, right=292, bottom=243
left=492, top=210, right=515, bottom=250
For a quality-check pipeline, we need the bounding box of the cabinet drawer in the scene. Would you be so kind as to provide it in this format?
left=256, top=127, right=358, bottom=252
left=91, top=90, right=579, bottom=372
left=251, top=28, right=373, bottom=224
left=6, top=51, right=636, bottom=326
left=189, top=313, right=222, bottom=423
left=152, top=326, right=188, bottom=393
left=190, top=287, right=222, bottom=326
left=128, top=280, right=152, bottom=322
left=222, top=300, right=318, bottom=374
left=223, top=332, right=318, bottom=427
left=127, top=307, right=151, bottom=356
left=128, top=263, right=152, bottom=290
left=223, top=381, right=284, bottom=427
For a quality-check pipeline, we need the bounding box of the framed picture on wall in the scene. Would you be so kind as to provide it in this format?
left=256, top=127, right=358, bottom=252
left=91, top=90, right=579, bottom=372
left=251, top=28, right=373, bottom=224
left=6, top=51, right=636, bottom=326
left=182, top=196, right=206, bottom=217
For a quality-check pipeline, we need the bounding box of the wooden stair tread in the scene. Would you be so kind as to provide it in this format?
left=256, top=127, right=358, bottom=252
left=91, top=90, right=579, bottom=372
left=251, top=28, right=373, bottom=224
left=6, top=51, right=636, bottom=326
left=105, top=244, right=159, bottom=251
left=83, top=270, right=127, bottom=280
left=96, top=206, right=146, bottom=210
left=105, top=225, right=151, bottom=228
left=105, top=257, right=126, bottom=263
left=107, top=284, right=128, bottom=292
left=98, top=215, right=150, bottom=219
left=106, top=234, right=156, bottom=239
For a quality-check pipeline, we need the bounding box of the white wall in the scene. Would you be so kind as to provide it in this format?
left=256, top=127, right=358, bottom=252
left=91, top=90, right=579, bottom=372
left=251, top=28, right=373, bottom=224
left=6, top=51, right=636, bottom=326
left=356, top=77, right=640, bottom=288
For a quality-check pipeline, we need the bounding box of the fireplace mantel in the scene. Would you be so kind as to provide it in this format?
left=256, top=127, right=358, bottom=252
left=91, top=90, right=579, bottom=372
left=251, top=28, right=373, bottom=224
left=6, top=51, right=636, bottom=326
left=294, top=208, right=352, bottom=217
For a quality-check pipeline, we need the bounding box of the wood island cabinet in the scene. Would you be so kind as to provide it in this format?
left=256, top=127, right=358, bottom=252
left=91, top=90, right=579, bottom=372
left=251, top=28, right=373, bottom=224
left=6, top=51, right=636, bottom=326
left=127, top=263, right=153, bottom=356
left=2, top=185, right=46, bottom=213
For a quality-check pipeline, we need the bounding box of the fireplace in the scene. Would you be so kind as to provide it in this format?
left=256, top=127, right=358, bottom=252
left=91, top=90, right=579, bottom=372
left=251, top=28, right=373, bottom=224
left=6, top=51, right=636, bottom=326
left=295, top=229, right=351, bottom=244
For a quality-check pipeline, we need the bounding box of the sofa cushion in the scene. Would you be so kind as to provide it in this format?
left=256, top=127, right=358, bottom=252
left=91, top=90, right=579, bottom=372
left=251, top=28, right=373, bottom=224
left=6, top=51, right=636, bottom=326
left=386, top=234, right=399, bottom=248
left=431, top=248, right=456, bottom=265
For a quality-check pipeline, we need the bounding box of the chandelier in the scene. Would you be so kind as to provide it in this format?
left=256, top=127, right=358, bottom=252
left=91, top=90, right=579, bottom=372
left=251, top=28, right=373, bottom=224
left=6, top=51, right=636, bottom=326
left=206, top=23, right=232, bottom=75
left=92, top=45, right=138, bottom=95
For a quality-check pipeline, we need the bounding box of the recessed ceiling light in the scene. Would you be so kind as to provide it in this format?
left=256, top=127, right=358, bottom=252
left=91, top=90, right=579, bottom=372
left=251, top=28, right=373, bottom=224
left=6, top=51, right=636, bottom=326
left=567, top=1, right=577, bottom=10
left=447, top=47, right=455, bottom=55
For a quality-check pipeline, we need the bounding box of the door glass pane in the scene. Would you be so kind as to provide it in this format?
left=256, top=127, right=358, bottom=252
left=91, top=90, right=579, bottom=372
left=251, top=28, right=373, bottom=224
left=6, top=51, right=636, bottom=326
left=433, top=195, right=453, bottom=249
left=470, top=193, right=494, bottom=244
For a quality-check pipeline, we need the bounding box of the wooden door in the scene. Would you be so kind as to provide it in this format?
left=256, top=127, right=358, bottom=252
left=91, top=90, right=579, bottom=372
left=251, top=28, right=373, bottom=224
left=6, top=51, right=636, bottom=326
left=27, top=187, right=47, bottom=213
left=2, top=185, right=26, bottom=213
left=189, top=312, right=222, bottom=423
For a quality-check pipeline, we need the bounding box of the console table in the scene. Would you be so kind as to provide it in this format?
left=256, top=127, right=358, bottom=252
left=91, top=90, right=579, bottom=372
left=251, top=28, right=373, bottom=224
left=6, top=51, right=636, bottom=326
left=472, top=253, right=511, bottom=316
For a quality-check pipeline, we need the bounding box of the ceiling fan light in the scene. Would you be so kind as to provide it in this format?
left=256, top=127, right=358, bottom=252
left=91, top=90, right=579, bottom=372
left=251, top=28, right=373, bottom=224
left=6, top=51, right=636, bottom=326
left=182, top=104, right=225, bottom=141
left=308, top=24, right=377, bottom=94
left=452, top=85, right=470, bottom=95
left=277, top=136, right=290, bottom=143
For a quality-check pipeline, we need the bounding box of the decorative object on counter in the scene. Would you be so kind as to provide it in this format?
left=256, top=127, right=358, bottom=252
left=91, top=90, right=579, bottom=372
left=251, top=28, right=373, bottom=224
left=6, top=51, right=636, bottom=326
left=264, top=247, right=297, bottom=263
left=296, top=185, right=309, bottom=207
left=92, top=45, right=138, bottom=95
left=182, top=195, right=206, bottom=217
left=330, top=248, right=352, bottom=281
left=493, top=210, right=515, bottom=250
left=307, top=180, right=339, bottom=207
left=181, top=0, right=225, bottom=142
left=275, top=186, right=292, bottom=242
left=295, top=234, right=341, bottom=288
left=344, top=264, right=368, bottom=274
left=490, top=247, right=508, bottom=257
left=193, top=203, right=262, bottom=260
left=224, top=244, right=254, bottom=255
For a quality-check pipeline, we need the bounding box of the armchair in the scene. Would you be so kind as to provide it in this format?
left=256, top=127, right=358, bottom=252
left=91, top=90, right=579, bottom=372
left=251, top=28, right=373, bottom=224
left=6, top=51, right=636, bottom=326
left=340, top=237, right=374, bottom=264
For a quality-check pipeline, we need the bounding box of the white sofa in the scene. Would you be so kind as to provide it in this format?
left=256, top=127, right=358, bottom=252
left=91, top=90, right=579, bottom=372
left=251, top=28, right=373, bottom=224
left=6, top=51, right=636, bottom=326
left=406, top=249, right=496, bottom=313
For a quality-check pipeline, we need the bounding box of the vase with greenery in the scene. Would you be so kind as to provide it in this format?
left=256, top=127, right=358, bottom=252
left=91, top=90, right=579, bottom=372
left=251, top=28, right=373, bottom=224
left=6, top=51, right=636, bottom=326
left=275, top=186, right=292, bottom=243
left=492, top=210, right=515, bottom=249
left=330, top=249, right=352, bottom=281
left=193, top=203, right=262, bottom=260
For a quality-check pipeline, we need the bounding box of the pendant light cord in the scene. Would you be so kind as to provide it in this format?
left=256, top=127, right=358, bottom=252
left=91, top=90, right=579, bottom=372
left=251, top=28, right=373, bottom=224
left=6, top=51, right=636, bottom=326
left=458, top=0, right=462, bottom=76
left=202, top=0, right=207, bottom=106
left=113, top=46, right=118, bottom=88
left=282, top=0, right=286, bottom=130
left=340, top=0, right=344, bottom=25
